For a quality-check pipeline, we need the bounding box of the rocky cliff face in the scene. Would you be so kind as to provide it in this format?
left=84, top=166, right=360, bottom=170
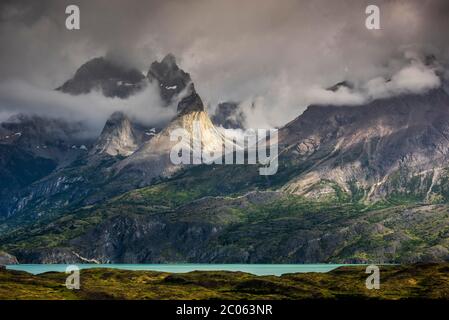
left=115, top=88, right=229, bottom=185
left=0, top=114, right=94, bottom=218
left=0, top=114, right=91, bottom=164
left=0, top=54, right=200, bottom=219
left=211, top=102, right=247, bottom=129
left=4, top=55, right=449, bottom=265
left=90, top=111, right=140, bottom=157
left=147, top=53, right=191, bottom=105
left=0, top=251, right=18, bottom=265
left=278, top=87, right=449, bottom=202
left=9, top=192, right=449, bottom=264
left=57, top=57, right=146, bottom=98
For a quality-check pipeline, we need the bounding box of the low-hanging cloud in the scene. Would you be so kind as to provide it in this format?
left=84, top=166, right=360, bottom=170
left=364, top=60, right=441, bottom=99
left=235, top=56, right=443, bottom=128
left=0, top=79, right=175, bottom=136
left=308, top=56, right=442, bottom=104
left=0, top=0, right=448, bottom=130
left=304, top=86, right=366, bottom=107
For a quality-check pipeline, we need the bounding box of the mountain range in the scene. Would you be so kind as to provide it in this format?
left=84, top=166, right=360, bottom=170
left=1, top=54, right=449, bottom=264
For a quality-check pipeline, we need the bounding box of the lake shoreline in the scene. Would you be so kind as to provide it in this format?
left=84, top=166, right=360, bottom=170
left=1, top=263, right=448, bottom=300
left=6, top=263, right=357, bottom=276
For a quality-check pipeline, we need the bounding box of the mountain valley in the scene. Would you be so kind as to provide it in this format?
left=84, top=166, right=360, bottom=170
left=2, top=55, right=449, bottom=265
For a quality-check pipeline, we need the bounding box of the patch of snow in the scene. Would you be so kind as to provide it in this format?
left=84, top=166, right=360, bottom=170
left=117, top=81, right=133, bottom=87
left=145, top=128, right=157, bottom=136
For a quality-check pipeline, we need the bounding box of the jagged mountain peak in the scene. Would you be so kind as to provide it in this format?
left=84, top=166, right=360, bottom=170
left=149, top=53, right=179, bottom=76
left=103, top=111, right=130, bottom=126
left=176, top=84, right=204, bottom=116
left=70, top=57, right=143, bottom=82
left=147, top=54, right=191, bottom=105
left=161, top=53, right=177, bottom=66
left=57, top=53, right=195, bottom=111
left=90, top=111, right=138, bottom=157
left=114, top=85, right=228, bottom=185
left=57, top=57, right=145, bottom=98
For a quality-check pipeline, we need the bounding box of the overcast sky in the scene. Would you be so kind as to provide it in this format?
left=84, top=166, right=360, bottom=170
left=0, top=0, right=448, bottom=131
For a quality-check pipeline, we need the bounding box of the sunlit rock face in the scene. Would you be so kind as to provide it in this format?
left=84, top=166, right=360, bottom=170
left=0, top=53, right=223, bottom=217
left=278, top=86, right=449, bottom=202
left=90, top=111, right=139, bottom=157
left=115, top=89, right=230, bottom=185
left=111, top=55, right=232, bottom=185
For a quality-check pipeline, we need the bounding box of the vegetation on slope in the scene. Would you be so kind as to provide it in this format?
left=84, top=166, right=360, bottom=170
left=2, top=263, right=449, bottom=300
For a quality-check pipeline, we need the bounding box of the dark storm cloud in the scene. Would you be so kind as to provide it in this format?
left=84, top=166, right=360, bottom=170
left=0, top=0, right=448, bottom=129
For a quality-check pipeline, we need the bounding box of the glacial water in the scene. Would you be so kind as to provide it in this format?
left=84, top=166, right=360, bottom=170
left=6, top=264, right=355, bottom=276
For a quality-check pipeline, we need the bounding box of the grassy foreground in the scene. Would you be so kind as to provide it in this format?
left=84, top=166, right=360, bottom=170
left=1, top=263, right=449, bottom=300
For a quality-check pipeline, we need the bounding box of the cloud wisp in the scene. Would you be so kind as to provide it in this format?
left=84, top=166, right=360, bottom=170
left=0, top=79, right=175, bottom=136
left=0, top=0, right=448, bottom=130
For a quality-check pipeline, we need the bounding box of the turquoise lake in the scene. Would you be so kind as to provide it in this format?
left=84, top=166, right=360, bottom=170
left=6, top=264, right=355, bottom=276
